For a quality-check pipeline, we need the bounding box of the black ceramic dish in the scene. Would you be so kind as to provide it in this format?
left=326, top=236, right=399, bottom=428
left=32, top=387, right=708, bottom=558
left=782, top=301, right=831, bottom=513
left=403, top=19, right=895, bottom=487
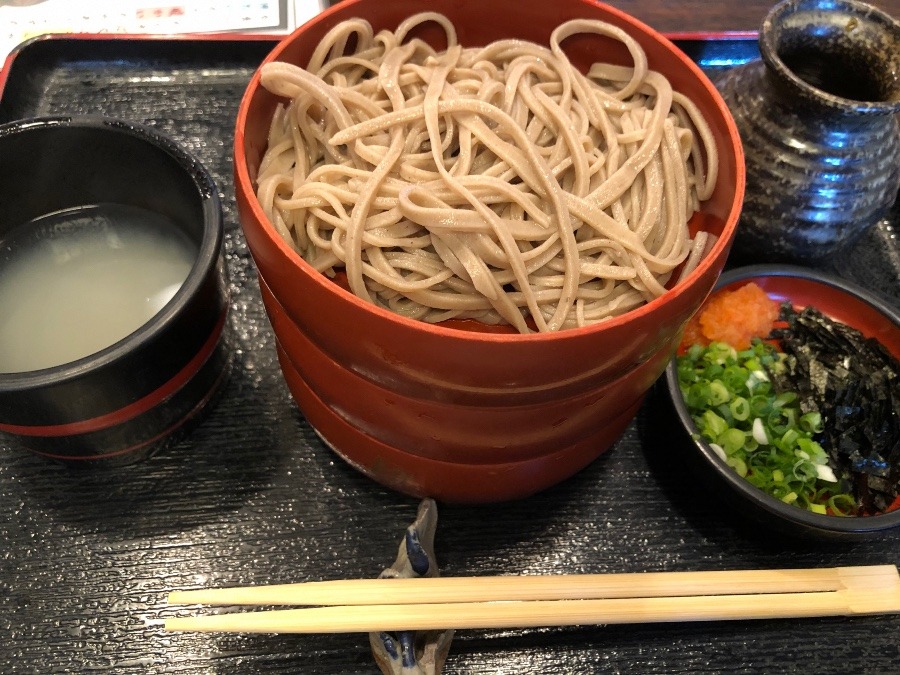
left=662, top=265, right=900, bottom=540
left=0, top=116, right=230, bottom=465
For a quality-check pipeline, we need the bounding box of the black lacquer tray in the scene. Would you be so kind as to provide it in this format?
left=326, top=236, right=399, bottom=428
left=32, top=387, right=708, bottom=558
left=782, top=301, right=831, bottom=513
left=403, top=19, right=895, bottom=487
left=0, top=34, right=898, bottom=674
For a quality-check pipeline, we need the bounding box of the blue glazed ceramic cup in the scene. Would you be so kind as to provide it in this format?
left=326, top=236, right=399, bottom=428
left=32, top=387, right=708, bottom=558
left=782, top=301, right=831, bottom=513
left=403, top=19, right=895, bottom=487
left=716, top=0, right=900, bottom=264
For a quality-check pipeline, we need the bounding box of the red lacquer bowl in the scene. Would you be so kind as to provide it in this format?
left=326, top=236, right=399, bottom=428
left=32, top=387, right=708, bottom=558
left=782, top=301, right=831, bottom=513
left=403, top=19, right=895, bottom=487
left=234, top=0, right=745, bottom=503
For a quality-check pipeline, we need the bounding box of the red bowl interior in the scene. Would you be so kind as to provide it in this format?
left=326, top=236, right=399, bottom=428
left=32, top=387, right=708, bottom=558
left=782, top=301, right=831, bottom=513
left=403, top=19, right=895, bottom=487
left=233, top=0, right=746, bottom=501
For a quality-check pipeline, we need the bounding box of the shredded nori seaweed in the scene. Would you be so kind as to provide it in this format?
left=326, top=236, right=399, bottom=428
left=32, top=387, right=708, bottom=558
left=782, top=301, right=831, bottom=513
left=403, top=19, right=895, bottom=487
left=767, top=304, right=900, bottom=514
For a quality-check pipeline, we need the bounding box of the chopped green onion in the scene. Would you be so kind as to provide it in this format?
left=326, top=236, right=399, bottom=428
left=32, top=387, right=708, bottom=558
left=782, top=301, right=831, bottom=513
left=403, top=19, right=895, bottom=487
left=729, top=397, right=750, bottom=421
left=717, top=428, right=746, bottom=455
left=727, top=456, right=748, bottom=477
left=828, top=494, right=856, bottom=516
left=780, top=428, right=800, bottom=448
left=799, top=411, right=823, bottom=434
left=700, top=410, right=728, bottom=438
left=751, top=418, right=769, bottom=445
left=773, top=391, right=797, bottom=407
left=749, top=395, right=770, bottom=417
left=708, top=381, right=730, bottom=405
left=792, top=459, right=817, bottom=482
left=816, top=464, right=838, bottom=483
left=708, top=443, right=727, bottom=462
left=676, top=340, right=857, bottom=516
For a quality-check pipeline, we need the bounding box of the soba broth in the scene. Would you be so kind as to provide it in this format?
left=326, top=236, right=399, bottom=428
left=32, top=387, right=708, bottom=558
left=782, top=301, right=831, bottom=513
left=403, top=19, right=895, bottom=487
left=0, top=204, right=197, bottom=373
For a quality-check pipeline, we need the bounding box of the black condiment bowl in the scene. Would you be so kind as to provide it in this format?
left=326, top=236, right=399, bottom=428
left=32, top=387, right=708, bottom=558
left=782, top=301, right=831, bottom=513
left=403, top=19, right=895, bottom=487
left=662, top=265, right=900, bottom=540
left=0, top=117, right=230, bottom=465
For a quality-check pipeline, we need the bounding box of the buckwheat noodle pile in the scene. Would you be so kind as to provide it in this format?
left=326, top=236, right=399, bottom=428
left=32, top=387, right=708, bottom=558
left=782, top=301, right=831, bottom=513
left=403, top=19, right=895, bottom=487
left=256, top=13, right=719, bottom=333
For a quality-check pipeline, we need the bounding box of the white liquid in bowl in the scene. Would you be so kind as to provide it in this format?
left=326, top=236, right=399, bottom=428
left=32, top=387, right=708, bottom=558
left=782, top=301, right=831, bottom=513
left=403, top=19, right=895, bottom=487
left=0, top=204, right=197, bottom=373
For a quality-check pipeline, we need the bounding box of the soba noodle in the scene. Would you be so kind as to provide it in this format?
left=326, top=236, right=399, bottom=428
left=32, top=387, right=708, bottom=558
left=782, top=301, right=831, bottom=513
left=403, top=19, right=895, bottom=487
left=255, top=13, right=719, bottom=333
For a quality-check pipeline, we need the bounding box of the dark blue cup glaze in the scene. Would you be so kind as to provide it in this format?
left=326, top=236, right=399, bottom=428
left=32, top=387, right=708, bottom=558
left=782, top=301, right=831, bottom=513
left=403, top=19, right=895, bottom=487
left=0, top=117, right=230, bottom=465
left=716, top=0, right=900, bottom=264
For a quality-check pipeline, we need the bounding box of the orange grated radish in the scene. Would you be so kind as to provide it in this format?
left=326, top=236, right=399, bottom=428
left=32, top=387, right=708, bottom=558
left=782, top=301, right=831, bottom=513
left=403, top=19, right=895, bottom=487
left=681, top=282, right=779, bottom=351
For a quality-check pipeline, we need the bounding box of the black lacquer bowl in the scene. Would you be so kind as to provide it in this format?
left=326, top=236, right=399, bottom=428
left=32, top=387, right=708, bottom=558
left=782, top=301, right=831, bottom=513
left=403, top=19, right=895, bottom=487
left=0, top=117, right=230, bottom=465
left=662, top=265, right=900, bottom=540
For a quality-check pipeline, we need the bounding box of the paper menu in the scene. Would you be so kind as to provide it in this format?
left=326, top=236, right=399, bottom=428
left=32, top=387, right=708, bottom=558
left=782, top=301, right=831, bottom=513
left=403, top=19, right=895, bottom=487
left=0, top=0, right=326, bottom=63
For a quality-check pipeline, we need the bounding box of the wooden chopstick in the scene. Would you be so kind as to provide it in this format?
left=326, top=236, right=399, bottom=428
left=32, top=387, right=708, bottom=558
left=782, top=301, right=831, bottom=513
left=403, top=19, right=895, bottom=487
left=165, top=565, right=900, bottom=634
left=166, top=589, right=900, bottom=633
left=167, top=565, right=895, bottom=606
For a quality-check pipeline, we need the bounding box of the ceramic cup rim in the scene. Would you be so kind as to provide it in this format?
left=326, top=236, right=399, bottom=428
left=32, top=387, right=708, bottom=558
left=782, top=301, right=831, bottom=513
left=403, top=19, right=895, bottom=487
left=759, top=0, right=900, bottom=114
